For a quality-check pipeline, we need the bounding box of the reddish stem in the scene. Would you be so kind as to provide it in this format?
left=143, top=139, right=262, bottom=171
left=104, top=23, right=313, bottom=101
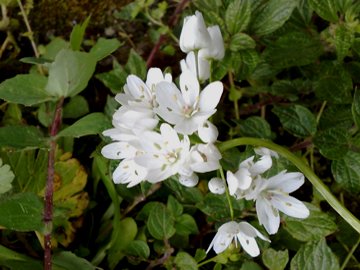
left=44, top=97, right=64, bottom=270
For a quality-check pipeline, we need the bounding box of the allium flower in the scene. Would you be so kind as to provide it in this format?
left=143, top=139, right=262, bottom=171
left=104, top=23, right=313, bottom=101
left=199, top=25, right=225, bottom=60
left=179, top=11, right=211, bottom=53
left=251, top=171, right=310, bottom=235
left=155, top=71, right=223, bottom=135
left=207, top=221, right=270, bottom=257
left=208, top=177, right=225, bottom=194
left=180, top=51, right=210, bottom=81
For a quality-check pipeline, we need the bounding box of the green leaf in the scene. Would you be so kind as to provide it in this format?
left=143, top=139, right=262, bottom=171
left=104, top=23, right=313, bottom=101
left=238, top=116, right=273, bottom=139
left=334, top=24, right=354, bottom=61
left=52, top=251, right=95, bottom=270
left=0, top=193, right=43, bottom=231
left=125, top=240, right=150, bottom=260
left=234, top=49, right=260, bottom=80
left=352, top=89, right=360, bottom=129
left=313, top=128, right=349, bottom=160
left=308, top=0, right=339, bottom=22
left=283, top=204, right=337, bottom=242
left=42, top=37, right=69, bottom=61
left=314, top=62, right=352, bottom=104
left=0, top=244, right=42, bottom=270
left=0, top=126, right=46, bottom=149
left=125, top=49, right=146, bottom=79
left=96, top=61, right=127, bottom=94
left=174, top=252, right=198, bottom=270
left=264, top=31, right=323, bottom=69
left=229, top=33, right=256, bottom=51
left=45, top=49, right=97, bottom=97
left=164, top=179, right=203, bottom=204
left=262, top=248, right=289, bottom=270
left=332, top=151, right=360, bottom=194
left=62, top=96, right=89, bottom=119
left=175, top=214, right=199, bottom=236
left=319, top=105, right=353, bottom=130
left=225, top=0, right=251, bottom=34
left=147, top=203, right=175, bottom=240
left=0, top=159, right=14, bottom=195
left=290, top=239, right=340, bottom=270
left=167, top=195, right=183, bottom=217
left=251, top=0, right=297, bottom=36
left=69, top=16, right=90, bottom=51
left=20, top=57, right=52, bottom=65
left=89, top=38, right=122, bottom=61
left=57, top=113, right=111, bottom=138
left=272, top=105, right=317, bottom=138
left=0, top=74, right=53, bottom=106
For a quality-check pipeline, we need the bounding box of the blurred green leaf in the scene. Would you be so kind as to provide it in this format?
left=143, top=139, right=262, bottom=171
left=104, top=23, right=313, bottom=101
left=334, top=24, right=354, bottom=61
left=290, top=239, right=340, bottom=270
left=229, top=33, right=256, bottom=51
left=332, top=151, right=360, bottom=194
left=57, top=113, right=111, bottom=138
left=225, top=0, right=251, bottom=34
left=167, top=195, right=183, bottom=217
left=0, top=159, right=14, bottom=195
left=89, top=38, right=122, bottom=61
left=283, top=204, right=337, bottom=242
left=53, top=251, right=95, bottom=270
left=62, top=96, right=89, bottom=119
left=262, top=248, right=289, bottom=270
left=0, top=126, right=46, bottom=149
left=308, top=0, right=339, bottom=22
left=45, top=49, right=97, bottom=97
left=2, top=103, right=22, bottom=126
left=0, top=74, right=53, bottom=106
left=313, top=127, right=349, bottom=160
left=251, top=0, right=297, bottom=36
left=0, top=193, right=43, bottom=231
left=174, top=251, right=198, bottom=270
left=352, top=89, right=360, bottom=129
left=175, top=214, right=199, bottom=236
left=125, top=240, right=150, bottom=260
left=70, top=16, right=90, bottom=51
left=96, top=60, right=127, bottom=94
left=272, top=105, right=317, bottom=138
left=147, top=203, right=175, bottom=240
left=238, top=116, right=273, bottom=139
left=0, top=244, right=42, bottom=270
left=318, top=105, right=353, bottom=130
left=125, top=49, right=146, bottom=80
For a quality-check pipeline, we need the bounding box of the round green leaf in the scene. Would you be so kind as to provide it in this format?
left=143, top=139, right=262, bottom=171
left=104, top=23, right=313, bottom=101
left=147, top=203, right=175, bottom=240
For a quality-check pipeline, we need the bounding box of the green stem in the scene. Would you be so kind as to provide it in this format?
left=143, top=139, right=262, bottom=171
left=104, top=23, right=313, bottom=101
left=218, top=137, right=360, bottom=234
left=219, top=166, right=234, bottom=220
left=340, top=236, right=360, bottom=270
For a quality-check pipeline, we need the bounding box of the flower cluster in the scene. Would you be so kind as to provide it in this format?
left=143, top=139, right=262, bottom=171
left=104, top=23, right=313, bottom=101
left=101, top=11, right=225, bottom=188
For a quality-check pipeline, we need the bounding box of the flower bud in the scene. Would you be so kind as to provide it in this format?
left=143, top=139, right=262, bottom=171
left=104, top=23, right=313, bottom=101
left=180, top=51, right=210, bottom=81
left=198, top=120, right=219, bottom=143
left=199, top=25, right=225, bottom=60
left=208, top=177, right=225, bottom=194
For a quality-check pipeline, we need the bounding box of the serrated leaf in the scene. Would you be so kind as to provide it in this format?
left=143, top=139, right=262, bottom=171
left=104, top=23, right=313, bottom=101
left=290, top=239, right=340, bottom=270
left=0, top=126, right=46, bottom=149
left=332, top=151, right=360, bottom=194
left=262, top=248, right=289, bottom=270
left=89, top=38, right=121, bottom=61
left=334, top=24, right=354, bottom=61
left=238, top=116, right=273, bottom=139
left=313, top=127, right=349, bottom=160
left=264, top=31, right=323, bottom=68
left=314, top=62, right=352, bottom=104
left=57, top=113, right=111, bottom=138
left=147, top=203, right=175, bottom=240
left=69, top=16, right=90, bottom=51
left=0, top=193, right=43, bottom=231
left=45, top=49, right=97, bottom=97
left=272, top=105, right=317, bottom=138
left=175, top=214, right=199, bottom=236
left=0, top=159, right=14, bottom=195
left=126, top=240, right=150, bottom=259
left=125, top=49, right=146, bottom=80
left=225, top=0, right=251, bottom=34
left=308, top=0, right=339, bottom=22
left=283, top=204, right=337, bottom=242
left=164, top=179, right=203, bottom=204
left=234, top=49, right=260, bottom=80
left=251, top=0, right=297, bottom=36
left=319, top=105, right=353, bottom=130
left=352, top=89, right=360, bottom=129
left=229, top=33, right=255, bottom=51
left=0, top=74, right=53, bottom=106
left=62, top=96, right=89, bottom=119
left=174, top=252, right=198, bottom=270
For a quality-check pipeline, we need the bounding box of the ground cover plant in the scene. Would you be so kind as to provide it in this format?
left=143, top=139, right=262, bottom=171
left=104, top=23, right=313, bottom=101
left=0, top=0, right=360, bottom=269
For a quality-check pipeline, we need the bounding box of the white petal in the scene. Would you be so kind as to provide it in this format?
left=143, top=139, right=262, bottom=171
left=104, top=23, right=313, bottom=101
left=227, top=171, right=239, bottom=196
left=237, top=232, right=260, bottom=257
left=270, top=194, right=310, bottom=219
left=254, top=147, right=279, bottom=158
left=160, top=123, right=181, bottom=148
left=199, top=25, right=225, bottom=60
left=174, top=118, right=199, bottom=135
left=179, top=173, right=199, bottom=187
left=267, top=171, right=305, bottom=193
left=235, top=167, right=252, bottom=190
left=198, top=81, right=223, bottom=112
left=238, top=222, right=270, bottom=242
left=146, top=68, right=167, bottom=90
left=156, top=81, right=184, bottom=115
left=112, top=159, right=147, bottom=186
left=256, top=197, right=280, bottom=235
left=180, top=70, right=200, bottom=106
left=101, top=142, right=137, bottom=160
left=250, top=155, right=272, bottom=176
left=198, top=120, right=219, bottom=143
left=239, top=156, right=255, bottom=170
left=208, top=177, right=225, bottom=194
left=126, top=75, right=151, bottom=101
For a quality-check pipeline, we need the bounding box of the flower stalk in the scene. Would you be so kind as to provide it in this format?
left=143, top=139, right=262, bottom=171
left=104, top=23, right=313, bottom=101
left=218, top=137, right=360, bottom=234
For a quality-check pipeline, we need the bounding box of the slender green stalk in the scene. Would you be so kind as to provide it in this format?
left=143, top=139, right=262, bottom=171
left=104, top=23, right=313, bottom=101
left=218, top=138, right=360, bottom=234
left=340, top=236, right=360, bottom=270
left=219, top=166, right=234, bottom=220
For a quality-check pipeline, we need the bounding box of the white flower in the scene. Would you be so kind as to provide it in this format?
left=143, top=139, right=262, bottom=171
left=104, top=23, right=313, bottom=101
left=199, top=25, right=225, bottom=60
left=112, top=159, right=148, bottom=187
left=253, top=171, right=310, bottom=235
left=155, top=71, right=223, bottom=135
left=180, top=51, right=210, bottom=81
left=208, top=177, right=225, bottom=194
left=198, top=120, right=219, bottom=143
left=179, top=11, right=211, bottom=53
left=178, top=173, right=199, bottom=187
left=254, top=147, right=279, bottom=159
left=189, top=143, right=222, bottom=173
left=207, top=221, right=270, bottom=257
left=134, top=123, right=191, bottom=183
